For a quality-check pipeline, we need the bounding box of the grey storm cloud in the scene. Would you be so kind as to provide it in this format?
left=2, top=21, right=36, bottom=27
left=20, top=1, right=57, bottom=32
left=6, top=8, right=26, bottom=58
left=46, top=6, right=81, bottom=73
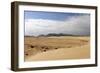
left=25, top=15, right=90, bottom=36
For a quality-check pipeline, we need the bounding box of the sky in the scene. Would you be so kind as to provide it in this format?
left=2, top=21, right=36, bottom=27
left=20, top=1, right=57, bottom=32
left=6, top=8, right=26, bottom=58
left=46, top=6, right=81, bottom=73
left=24, top=11, right=90, bottom=36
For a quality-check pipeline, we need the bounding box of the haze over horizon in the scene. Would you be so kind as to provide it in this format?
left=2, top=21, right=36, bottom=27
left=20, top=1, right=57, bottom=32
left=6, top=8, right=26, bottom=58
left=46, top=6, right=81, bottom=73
left=24, top=11, right=90, bottom=36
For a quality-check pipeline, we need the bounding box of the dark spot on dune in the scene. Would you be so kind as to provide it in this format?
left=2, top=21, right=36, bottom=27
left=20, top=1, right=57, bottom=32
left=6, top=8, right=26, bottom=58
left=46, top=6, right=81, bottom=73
left=43, top=50, right=46, bottom=52
left=41, top=47, right=43, bottom=48
left=25, top=53, right=28, bottom=56
left=30, top=45, right=34, bottom=48
left=45, top=47, right=49, bottom=49
left=55, top=48, right=58, bottom=49
left=67, top=46, right=71, bottom=48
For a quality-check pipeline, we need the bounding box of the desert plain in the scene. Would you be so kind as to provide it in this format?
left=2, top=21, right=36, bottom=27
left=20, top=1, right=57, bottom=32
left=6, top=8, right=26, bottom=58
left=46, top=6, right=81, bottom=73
left=24, top=36, right=90, bottom=61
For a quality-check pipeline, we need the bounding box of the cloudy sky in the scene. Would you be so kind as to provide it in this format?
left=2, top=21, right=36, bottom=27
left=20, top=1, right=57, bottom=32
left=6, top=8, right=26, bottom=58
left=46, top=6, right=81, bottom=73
left=24, top=11, right=90, bottom=36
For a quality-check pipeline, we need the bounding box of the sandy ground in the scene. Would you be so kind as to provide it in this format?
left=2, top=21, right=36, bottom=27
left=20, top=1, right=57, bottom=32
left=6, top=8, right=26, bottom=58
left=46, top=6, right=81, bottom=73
left=24, top=36, right=90, bottom=61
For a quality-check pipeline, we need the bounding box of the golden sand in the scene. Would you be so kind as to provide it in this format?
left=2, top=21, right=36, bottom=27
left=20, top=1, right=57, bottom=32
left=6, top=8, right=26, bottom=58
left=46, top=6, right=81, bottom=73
left=24, top=36, right=90, bottom=61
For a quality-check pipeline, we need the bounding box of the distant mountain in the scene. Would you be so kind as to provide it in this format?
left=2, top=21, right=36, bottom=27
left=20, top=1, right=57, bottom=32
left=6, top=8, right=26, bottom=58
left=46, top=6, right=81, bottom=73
left=25, top=35, right=35, bottom=37
left=25, top=33, right=90, bottom=37
left=46, top=33, right=73, bottom=36
left=37, top=33, right=90, bottom=37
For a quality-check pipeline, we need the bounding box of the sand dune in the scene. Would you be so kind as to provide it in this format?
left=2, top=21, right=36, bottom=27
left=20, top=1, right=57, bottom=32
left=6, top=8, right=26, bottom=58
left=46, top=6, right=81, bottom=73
left=24, top=36, right=90, bottom=61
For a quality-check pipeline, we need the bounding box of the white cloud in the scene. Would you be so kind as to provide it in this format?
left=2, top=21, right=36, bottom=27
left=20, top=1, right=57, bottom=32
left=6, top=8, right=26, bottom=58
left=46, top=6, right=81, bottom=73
left=25, top=15, right=90, bottom=36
